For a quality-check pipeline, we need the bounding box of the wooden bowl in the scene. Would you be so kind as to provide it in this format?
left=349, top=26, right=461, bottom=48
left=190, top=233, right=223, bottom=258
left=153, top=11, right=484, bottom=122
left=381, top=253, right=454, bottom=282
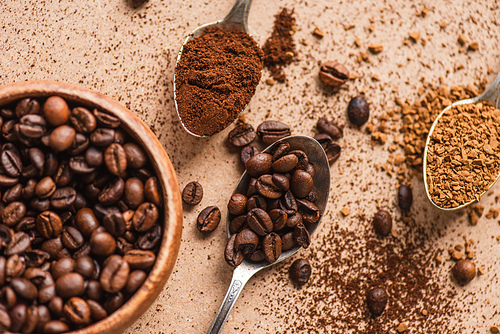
left=0, top=81, right=183, bottom=334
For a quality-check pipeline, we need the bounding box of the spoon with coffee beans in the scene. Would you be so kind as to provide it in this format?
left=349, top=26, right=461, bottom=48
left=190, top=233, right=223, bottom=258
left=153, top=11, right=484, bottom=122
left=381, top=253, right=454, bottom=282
left=207, top=135, right=330, bottom=334
left=423, top=71, right=500, bottom=211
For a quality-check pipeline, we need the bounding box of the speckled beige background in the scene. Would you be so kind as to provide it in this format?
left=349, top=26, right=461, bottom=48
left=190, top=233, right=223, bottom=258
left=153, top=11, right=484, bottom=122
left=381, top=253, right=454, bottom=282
left=1, top=0, right=500, bottom=333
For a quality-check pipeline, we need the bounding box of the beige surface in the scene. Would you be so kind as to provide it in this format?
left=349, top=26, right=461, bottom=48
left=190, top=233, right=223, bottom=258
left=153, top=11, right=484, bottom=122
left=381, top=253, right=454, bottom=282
left=1, top=0, right=500, bottom=333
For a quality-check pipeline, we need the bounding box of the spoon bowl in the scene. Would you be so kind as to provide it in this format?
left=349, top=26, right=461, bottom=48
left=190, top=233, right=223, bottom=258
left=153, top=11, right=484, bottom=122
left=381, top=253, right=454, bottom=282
left=423, top=71, right=500, bottom=211
left=206, top=135, right=330, bottom=334
left=173, top=0, right=255, bottom=138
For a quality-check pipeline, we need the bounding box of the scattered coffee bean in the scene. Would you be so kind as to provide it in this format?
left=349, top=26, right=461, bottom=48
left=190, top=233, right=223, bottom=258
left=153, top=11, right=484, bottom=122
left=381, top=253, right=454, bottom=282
left=228, top=123, right=256, bottom=147
left=452, top=259, right=476, bottom=285
left=366, top=286, right=388, bottom=316
left=316, top=117, right=343, bottom=139
left=398, top=184, right=413, bottom=211
left=372, top=210, right=392, bottom=236
left=240, top=145, right=260, bottom=166
left=182, top=181, right=203, bottom=205
left=289, top=258, right=312, bottom=285
left=197, top=206, right=221, bottom=233
left=347, top=95, right=370, bottom=126
left=319, top=60, right=349, bottom=87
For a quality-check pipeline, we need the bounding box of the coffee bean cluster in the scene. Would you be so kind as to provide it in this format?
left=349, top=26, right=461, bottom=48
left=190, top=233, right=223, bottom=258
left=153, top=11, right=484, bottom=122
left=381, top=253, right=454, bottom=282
left=224, top=140, right=320, bottom=267
left=0, top=96, right=163, bottom=333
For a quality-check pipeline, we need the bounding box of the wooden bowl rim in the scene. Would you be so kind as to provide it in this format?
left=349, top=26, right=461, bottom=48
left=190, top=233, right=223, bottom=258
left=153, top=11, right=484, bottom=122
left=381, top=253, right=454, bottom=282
left=0, top=80, right=183, bottom=334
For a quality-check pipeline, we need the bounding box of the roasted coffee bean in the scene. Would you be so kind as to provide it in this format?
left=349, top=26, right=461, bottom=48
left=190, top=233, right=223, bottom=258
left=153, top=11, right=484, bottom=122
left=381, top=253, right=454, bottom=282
left=10, top=277, right=38, bottom=300
left=240, top=145, right=259, bottom=166
left=234, top=229, right=259, bottom=254
left=61, top=226, right=84, bottom=250
left=48, top=125, right=76, bottom=152
left=85, top=280, right=103, bottom=301
left=272, top=142, right=290, bottom=161
left=43, top=96, right=69, bottom=126
left=48, top=296, right=64, bottom=317
left=347, top=95, right=370, bottom=126
left=248, top=249, right=265, bottom=262
left=87, top=299, right=107, bottom=321
left=1, top=286, right=17, bottom=309
left=227, top=193, right=247, bottom=216
left=262, top=232, right=282, bottom=263
left=22, top=179, right=37, bottom=200
left=286, top=211, right=303, bottom=228
left=76, top=208, right=100, bottom=237
left=290, top=169, right=314, bottom=198
left=296, top=199, right=320, bottom=224
left=30, top=197, right=50, bottom=212
left=63, top=297, right=91, bottom=326
left=123, top=143, right=147, bottom=169
left=68, top=133, right=89, bottom=155
left=256, top=121, right=291, bottom=145
left=366, top=287, right=388, bottom=316
left=94, top=109, right=120, bottom=128
left=136, top=224, right=161, bottom=250
left=124, top=270, right=147, bottom=295
left=0, top=225, right=12, bottom=248
left=9, top=303, right=27, bottom=332
left=0, top=174, right=18, bottom=187
left=36, top=305, right=51, bottom=332
left=224, top=234, right=244, bottom=267
left=3, top=183, right=22, bottom=203
left=196, top=206, right=220, bottom=233
left=247, top=208, right=273, bottom=236
left=74, top=256, right=95, bottom=279
left=50, top=187, right=77, bottom=209
left=269, top=208, right=287, bottom=231
left=3, top=201, right=26, bottom=227
left=69, top=107, right=97, bottom=134
left=271, top=173, right=290, bottom=191
left=35, top=176, right=56, bottom=199
left=0, top=304, right=11, bottom=330
left=182, top=181, right=203, bottom=206
left=324, top=141, right=341, bottom=164
left=123, top=249, right=156, bottom=270
left=452, top=259, right=476, bottom=285
left=85, top=146, right=104, bottom=167
left=289, top=150, right=309, bottom=170
left=104, top=292, right=124, bottom=314
left=90, top=128, right=115, bottom=147
left=289, top=258, right=311, bottom=285
left=256, top=174, right=282, bottom=199
left=144, top=176, right=161, bottom=207
left=43, top=320, right=69, bottom=334
left=316, top=117, right=343, bottom=139
left=104, top=143, right=127, bottom=176
left=36, top=211, right=63, bottom=238
left=42, top=152, right=58, bottom=177
left=246, top=178, right=259, bottom=197
left=280, top=190, right=297, bottom=215
left=24, top=249, right=50, bottom=267
left=319, top=60, right=349, bottom=87
left=41, top=237, right=64, bottom=259
left=229, top=215, right=247, bottom=234
left=122, top=177, right=144, bottom=210
left=372, top=210, right=392, bottom=236
left=21, top=164, right=39, bottom=179
left=90, top=231, right=116, bottom=257
left=16, top=98, right=40, bottom=118
left=5, top=231, right=30, bottom=256
left=246, top=153, right=272, bottom=177
left=55, top=272, right=85, bottom=299
left=100, top=255, right=130, bottom=293
left=397, top=184, right=413, bottom=211
left=293, top=223, right=311, bottom=248
left=98, top=178, right=125, bottom=206
left=18, top=114, right=46, bottom=139
left=228, top=123, right=256, bottom=147
left=69, top=155, right=96, bottom=174
left=133, top=202, right=159, bottom=232
left=28, top=147, right=44, bottom=171
left=51, top=258, right=75, bottom=280
left=1, top=144, right=22, bottom=178
left=281, top=232, right=296, bottom=251
left=103, top=211, right=126, bottom=237
left=2, top=120, right=17, bottom=142
left=305, top=189, right=318, bottom=203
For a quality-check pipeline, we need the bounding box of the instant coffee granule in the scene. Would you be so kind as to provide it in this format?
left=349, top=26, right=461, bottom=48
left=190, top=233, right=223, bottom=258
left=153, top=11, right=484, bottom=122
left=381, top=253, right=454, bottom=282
left=426, top=102, right=500, bottom=208
left=262, top=8, right=296, bottom=83
left=175, top=27, right=263, bottom=136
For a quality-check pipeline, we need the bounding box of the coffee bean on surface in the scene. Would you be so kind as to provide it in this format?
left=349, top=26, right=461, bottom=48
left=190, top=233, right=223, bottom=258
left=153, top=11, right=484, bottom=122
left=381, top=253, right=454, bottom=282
left=289, top=258, right=312, bottom=285
left=397, top=184, right=413, bottom=211
left=228, top=123, right=256, bottom=147
left=256, top=121, right=291, bottom=145
left=196, top=206, right=221, bottom=233
left=316, top=117, right=343, bottom=139
left=240, top=146, right=260, bottom=166
left=319, top=60, right=349, bottom=87
left=182, top=181, right=203, bottom=205
left=372, top=210, right=392, bottom=236
left=347, top=95, right=370, bottom=126
left=366, top=287, right=388, bottom=316
left=452, top=259, right=476, bottom=285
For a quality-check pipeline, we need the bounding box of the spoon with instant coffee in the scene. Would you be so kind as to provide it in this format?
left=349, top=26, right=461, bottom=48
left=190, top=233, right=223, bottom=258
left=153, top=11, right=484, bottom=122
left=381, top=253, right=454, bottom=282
left=206, top=135, right=330, bottom=334
left=173, top=0, right=257, bottom=138
left=423, top=71, right=500, bottom=211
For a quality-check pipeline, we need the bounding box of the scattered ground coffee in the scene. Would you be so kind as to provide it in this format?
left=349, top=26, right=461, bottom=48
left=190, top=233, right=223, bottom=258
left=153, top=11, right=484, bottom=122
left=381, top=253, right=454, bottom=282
left=175, top=27, right=263, bottom=136
left=426, top=102, right=500, bottom=208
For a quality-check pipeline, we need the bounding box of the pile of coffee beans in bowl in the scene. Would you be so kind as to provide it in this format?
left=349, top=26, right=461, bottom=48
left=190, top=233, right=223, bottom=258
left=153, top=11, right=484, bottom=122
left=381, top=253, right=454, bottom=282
left=0, top=95, right=163, bottom=333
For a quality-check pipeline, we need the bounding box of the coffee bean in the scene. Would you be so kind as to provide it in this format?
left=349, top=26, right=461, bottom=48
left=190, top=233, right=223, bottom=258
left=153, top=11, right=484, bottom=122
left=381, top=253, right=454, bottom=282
left=324, top=141, right=341, bottom=164
left=5, top=232, right=30, bottom=256
left=319, top=60, right=349, bottom=87
left=246, top=178, right=259, bottom=197
left=272, top=142, right=290, bottom=161
left=290, top=169, right=314, bottom=199
left=104, top=143, right=127, bottom=176
left=2, top=183, right=20, bottom=204
left=35, top=176, right=56, bottom=199
left=98, top=177, right=125, bottom=206
left=289, top=258, right=311, bottom=285
left=227, top=193, right=247, bottom=216
left=289, top=150, right=309, bottom=170
left=234, top=229, right=259, bottom=254
left=228, top=123, right=256, bottom=147
left=249, top=249, right=266, bottom=262
left=0, top=174, right=18, bottom=187
left=50, top=187, right=77, bottom=210
left=286, top=211, right=303, bottom=228
left=256, top=174, right=282, bottom=199
left=280, top=190, right=297, bottom=215
left=296, top=199, right=320, bottom=224
left=1, top=286, right=17, bottom=309
left=48, top=125, right=76, bottom=152
left=43, top=96, right=70, bottom=126
left=43, top=320, right=69, bottom=334
left=124, top=270, right=147, bottom=295
left=347, top=95, right=370, bottom=126
left=372, top=210, right=392, bottom=236
left=133, top=202, right=159, bottom=232
left=102, top=211, right=126, bottom=237
left=25, top=249, right=50, bottom=267
left=74, top=256, right=95, bottom=279
left=90, top=128, right=115, bottom=147
left=397, top=185, right=413, bottom=212
left=87, top=299, right=108, bottom=321
left=1, top=144, right=23, bottom=177
left=305, top=189, right=318, bottom=203
left=182, top=181, right=203, bottom=205
left=136, top=224, right=161, bottom=250
left=240, top=145, right=259, bottom=166
left=94, top=109, right=121, bottom=128
left=229, top=215, right=247, bottom=234
left=64, top=297, right=91, bottom=325
left=48, top=296, right=64, bottom=317
left=61, top=226, right=84, bottom=250
left=144, top=176, right=161, bottom=207
left=104, top=292, right=124, bottom=314
left=262, top=232, right=282, bottom=263
left=51, top=257, right=75, bottom=280
left=452, top=259, right=476, bottom=285
left=123, top=249, right=156, bottom=270
left=16, top=98, right=40, bottom=118
left=257, top=120, right=291, bottom=145
left=36, top=305, right=50, bottom=332
left=9, top=303, right=27, bottom=332
left=68, top=133, right=90, bottom=155
left=196, top=206, right=221, bottom=233
left=36, top=211, right=63, bottom=238
left=247, top=208, right=273, bottom=236
left=100, top=255, right=130, bottom=293
left=69, top=107, right=97, bottom=133
left=85, top=146, right=104, bottom=167
left=224, top=234, right=244, bottom=267
left=293, top=223, right=311, bottom=248
left=90, top=231, right=116, bottom=257
left=366, top=287, right=388, bottom=316
left=10, top=277, right=38, bottom=300
left=316, top=117, right=343, bottom=139
left=18, top=114, right=47, bottom=138
left=268, top=208, right=287, bottom=231
left=55, top=272, right=85, bottom=299
left=246, top=153, right=272, bottom=177
left=0, top=304, right=11, bottom=330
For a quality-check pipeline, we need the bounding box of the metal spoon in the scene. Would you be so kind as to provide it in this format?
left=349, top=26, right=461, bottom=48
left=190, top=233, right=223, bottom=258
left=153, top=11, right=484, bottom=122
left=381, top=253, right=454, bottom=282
left=423, top=71, right=500, bottom=211
left=173, top=0, right=255, bottom=138
left=206, top=135, right=331, bottom=334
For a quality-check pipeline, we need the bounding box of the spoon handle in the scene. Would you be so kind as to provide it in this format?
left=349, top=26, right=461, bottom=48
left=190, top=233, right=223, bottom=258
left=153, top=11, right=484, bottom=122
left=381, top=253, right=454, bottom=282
left=479, top=70, right=500, bottom=109
left=223, top=0, right=253, bottom=32
left=206, top=264, right=257, bottom=334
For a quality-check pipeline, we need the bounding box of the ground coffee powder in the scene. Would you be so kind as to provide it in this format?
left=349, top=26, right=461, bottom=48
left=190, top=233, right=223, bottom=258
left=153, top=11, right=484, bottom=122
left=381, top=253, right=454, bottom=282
left=175, top=27, right=263, bottom=136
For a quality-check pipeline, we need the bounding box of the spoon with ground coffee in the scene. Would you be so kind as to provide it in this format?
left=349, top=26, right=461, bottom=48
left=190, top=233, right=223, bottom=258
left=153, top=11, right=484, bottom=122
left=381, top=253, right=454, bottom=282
left=173, top=0, right=263, bottom=137
left=423, top=71, right=500, bottom=211
left=206, top=135, right=330, bottom=334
